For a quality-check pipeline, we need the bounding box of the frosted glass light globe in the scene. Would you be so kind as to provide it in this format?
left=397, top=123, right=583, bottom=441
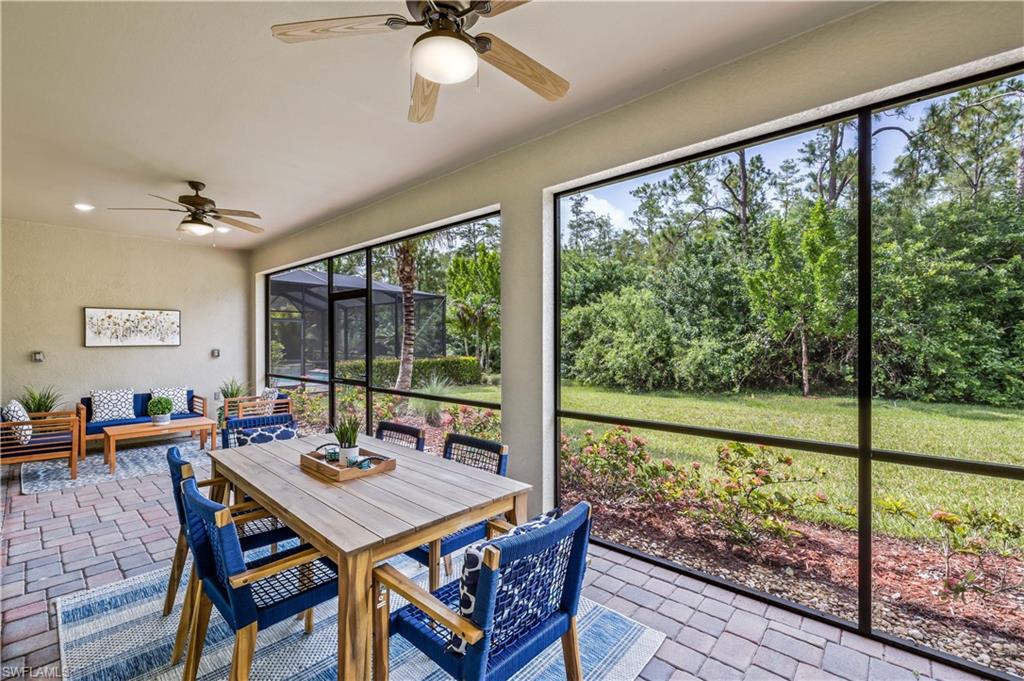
left=410, top=31, right=477, bottom=85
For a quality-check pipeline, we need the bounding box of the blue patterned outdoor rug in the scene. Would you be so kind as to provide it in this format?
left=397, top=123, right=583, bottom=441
left=57, top=552, right=663, bottom=680
left=20, top=439, right=209, bottom=494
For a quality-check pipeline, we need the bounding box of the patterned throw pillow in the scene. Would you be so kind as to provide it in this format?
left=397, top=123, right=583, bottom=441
left=90, top=388, right=136, bottom=422
left=151, top=386, right=189, bottom=414
left=235, top=423, right=297, bottom=447
left=2, top=400, right=32, bottom=445
left=253, top=387, right=279, bottom=416
left=447, top=508, right=564, bottom=655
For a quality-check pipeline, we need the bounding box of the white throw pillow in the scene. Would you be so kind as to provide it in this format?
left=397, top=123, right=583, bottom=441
left=151, top=386, right=189, bottom=414
left=90, top=388, right=136, bottom=422
left=255, top=386, right=279, bottom=415
left=2, top=400, right=32, bottom=445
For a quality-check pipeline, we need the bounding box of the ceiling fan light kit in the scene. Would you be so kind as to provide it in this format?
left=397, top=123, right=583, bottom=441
left=410, top=29, right=477, bottom=84
left=271, top=0, right=569, bottom=123
left=180, top=216, right=215, bottom=236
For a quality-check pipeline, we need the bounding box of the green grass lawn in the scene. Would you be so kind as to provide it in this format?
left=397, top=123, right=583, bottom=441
left=447, top=382, right=1023, bottom=543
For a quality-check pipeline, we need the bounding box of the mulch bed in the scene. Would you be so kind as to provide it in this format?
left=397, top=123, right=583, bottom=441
left=564, top=489, right=1024, bottom=678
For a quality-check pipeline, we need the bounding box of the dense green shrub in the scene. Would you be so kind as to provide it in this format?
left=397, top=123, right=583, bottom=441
left=562, top=287, right=679, bottom=392
left=335, top=356, right=482, bottom=388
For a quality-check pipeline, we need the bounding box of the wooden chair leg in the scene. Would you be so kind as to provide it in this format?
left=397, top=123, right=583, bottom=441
left=304, top=608, right=314, bottom=635
left=229, top=622, right=258, bottom=681
left=183, top=588, right=213, bottom=681
left=428, top=540, right=441, bottom=592
left=171, top=568, right=199, bottom=665
left=561, top=616, right=583, bottom=681
left=443, top=554, right=454, bottom=578
left=163, top=530, right=189, bottom=616
left=373, top=577, right=390, bottom=681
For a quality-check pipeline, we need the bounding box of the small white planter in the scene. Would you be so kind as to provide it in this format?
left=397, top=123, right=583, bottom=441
left=341, top=446, right=361, bottom=465
left=152, top=413, right=171, bottom=425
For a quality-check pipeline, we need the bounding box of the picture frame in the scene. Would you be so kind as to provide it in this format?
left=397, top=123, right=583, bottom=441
left=83, top=307, right=181, bottom=347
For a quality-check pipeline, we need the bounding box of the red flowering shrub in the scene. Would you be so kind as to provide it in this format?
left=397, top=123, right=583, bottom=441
left=442, top=404, right=501, bottom=441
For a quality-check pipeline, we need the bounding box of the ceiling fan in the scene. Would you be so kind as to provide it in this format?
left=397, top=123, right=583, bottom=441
left=108, top=181, right=264, bottom=236
left=271, top=1, right=570, bottom=123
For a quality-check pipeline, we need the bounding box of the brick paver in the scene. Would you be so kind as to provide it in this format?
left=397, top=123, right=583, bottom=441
left=0, top=455, right=989, bottom=681
left=1, top=456, right=187, bottom=677
left=583, top=545, right=986, bottom=681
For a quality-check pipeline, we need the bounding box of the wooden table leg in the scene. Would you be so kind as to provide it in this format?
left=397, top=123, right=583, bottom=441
left=506, top=492, right=528, bottom=525
left=338, top=549, right=373, bottom=681
left=208, top=424, right=217, bottom=450
left=199, top=429, right=207, bottom=450
left=104, top=436, right=117, bottom=474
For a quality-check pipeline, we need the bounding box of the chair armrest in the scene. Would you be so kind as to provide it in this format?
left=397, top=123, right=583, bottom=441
left=227, top=500, right=263, bottom=514
left=195, top=476, right=229, bottom=489
left=228, top=547, right=324, bottom=588
left=373, top=564, right=484, bottom=645
left=486, top=519, right=515, bottom=538
left=192, top=395, right=208, bottom=418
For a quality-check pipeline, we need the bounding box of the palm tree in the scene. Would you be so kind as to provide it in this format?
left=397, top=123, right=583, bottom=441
left=395, top=240, right=417, bottom=391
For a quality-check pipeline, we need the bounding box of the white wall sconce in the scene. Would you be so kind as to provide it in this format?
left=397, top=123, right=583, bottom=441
left=31, top=351, right=45, bottom=362
left=211, top=348, right=221, bottom=358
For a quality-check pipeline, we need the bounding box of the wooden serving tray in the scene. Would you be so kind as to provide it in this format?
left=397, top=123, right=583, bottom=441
left=299, top=447, right=396, bottom=482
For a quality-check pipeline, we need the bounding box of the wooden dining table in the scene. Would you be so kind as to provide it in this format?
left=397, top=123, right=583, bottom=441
left=208, top=432, right=532, bottom=681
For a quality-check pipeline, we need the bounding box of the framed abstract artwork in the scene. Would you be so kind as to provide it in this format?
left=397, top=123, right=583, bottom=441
left=84, top=308, right=181, bottom=347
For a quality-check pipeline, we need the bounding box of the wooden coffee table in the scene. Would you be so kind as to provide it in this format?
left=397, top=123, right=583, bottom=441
left=102, top=417, right=217, bottom=474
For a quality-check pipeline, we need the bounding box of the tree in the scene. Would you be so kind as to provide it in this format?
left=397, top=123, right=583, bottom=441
left=746, top=201, right=853, bottom=396
left=565, top=194, right=616, bottom=256
left=394, top=240, right=417, bottom=391
left=446, top=245, right=501, bottom=369
left=800, top=121, right=857, bottom=209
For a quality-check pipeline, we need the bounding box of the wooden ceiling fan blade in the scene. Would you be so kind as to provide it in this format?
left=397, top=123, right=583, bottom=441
left=478, top=33, right=569, bottom=101
left=214, top=215, right=264, bottom=234
left=408, top=74, right=440, bottom=124
left=148, top=193, right=192, bottom=209
left=108, top=207, right=186, bottom=212
left=212, top=208, right=261, bottom=219
left=272, top=14, right=408, bottom=43
left=478, top=1, right=530, bottom=17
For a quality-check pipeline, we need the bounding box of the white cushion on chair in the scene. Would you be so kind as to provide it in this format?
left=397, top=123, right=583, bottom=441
left=2, top=400, right=32, bottom=444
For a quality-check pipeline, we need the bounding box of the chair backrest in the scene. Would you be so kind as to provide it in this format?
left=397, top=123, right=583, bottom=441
left=375, top=420, right=426, bottom=451
left=166, top=446, right=194, bottom=528
left=464, top=502, right=591, bottom=679
left=222, top=413, right=297, bottom=449
left=180, top=477, right=257, bottom=628
left=443, top=433, right=508, bottom=476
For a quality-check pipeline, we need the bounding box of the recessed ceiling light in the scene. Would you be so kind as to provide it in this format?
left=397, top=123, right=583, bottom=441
left=74, top=203, right=95, bottom=212
left=215, top=226, right=231, bottom=234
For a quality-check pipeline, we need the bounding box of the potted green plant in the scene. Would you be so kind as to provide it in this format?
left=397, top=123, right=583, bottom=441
left=148, top=396, right=174, bottom=425
left=217, top=377, right=251, bottom=428
left=332, top=415, right=361, bottom=464
left=18, top=385, right=63, bottom=414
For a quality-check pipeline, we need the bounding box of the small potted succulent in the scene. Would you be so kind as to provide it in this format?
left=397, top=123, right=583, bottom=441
left=332, top=414, right=361, bottom=465
left=148, top=396, right=174, bottom=425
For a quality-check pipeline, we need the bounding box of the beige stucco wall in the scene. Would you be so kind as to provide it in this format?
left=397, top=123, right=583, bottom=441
left=1, top=219, right=251, bottom=417
left=250, top=1, right=1024, bottom=514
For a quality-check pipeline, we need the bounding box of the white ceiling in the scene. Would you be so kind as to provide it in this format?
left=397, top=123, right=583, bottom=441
left=2, top=1, right=868, bottom=248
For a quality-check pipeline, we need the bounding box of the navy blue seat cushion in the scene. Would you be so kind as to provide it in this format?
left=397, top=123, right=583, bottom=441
left=82, top=390, right=195, bottom=426
left=84, top=410, right=202, bottom=436
left=201, top=543, right=337, bottom=631
left=1, top=431, right=73, bottom=456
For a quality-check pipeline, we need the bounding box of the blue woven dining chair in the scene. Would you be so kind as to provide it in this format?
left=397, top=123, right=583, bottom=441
left=375, top=420, right=426, bottom=451
left=164, top=446, right=299, bottom=665
left=373, top=502, right=592, bottom=681
left=405, top=433, right=509, bottom=590
left=180, top=477, right=340, bottom=681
